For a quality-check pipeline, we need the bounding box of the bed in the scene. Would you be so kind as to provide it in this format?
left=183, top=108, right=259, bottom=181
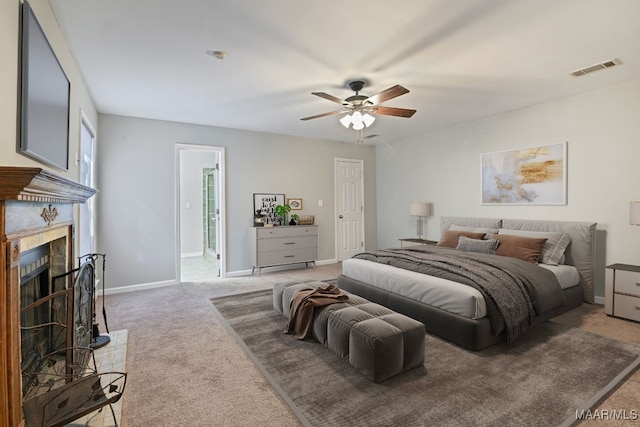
left=336, top=217, right=597, bottom=350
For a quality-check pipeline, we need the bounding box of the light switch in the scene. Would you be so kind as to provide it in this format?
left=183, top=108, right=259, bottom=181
left=318, top=200, right=323, bottom=207
left=186, top=202, right=191, bottom=209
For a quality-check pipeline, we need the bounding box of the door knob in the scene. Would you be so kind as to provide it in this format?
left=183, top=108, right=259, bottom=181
left=339, top=215, right=343, bottom=219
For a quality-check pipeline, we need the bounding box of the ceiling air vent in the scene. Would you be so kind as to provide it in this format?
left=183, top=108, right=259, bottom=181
left=569, top=58, right=622, bottom=77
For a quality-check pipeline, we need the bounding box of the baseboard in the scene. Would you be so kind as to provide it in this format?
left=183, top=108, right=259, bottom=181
left=594, top=296, right=605, bottom=305
left=99, top=259, right=340, bottom=293
left=97, top=279, right=178, bottom=296
left=181, top=252, right=203, bottom=258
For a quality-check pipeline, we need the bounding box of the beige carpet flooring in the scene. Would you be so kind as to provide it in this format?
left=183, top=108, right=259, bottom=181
left=101, top=263, right=640, bottom=427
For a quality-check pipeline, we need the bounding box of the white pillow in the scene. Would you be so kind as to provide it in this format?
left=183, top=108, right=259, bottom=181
left=497, top=229, right=571, bottom=265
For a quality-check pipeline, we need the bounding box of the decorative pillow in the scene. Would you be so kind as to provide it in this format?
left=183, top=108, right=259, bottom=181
left=437, top=230, right=486, bottom=248
left=498, top=229, right=571, bottom=265
left=456, top=235, right=499, bottom=255
left=449, top=225, right=499, bottom=235
left=489, top=234, right=548, bottom=264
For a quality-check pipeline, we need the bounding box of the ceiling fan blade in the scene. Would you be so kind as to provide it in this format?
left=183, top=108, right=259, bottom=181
left=300, top=110, right=344, bottom=121
left=311, top=92, right=346, bottom=105
left=365, top=85, right=409, bottom=105
left=374, top=106, right=416, bottom=118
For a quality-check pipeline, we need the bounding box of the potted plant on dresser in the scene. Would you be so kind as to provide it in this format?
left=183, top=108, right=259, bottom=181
left=274, top=203, right=291, bottom=225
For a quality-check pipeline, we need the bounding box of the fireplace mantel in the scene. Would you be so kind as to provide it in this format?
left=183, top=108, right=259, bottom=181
left=0, top=166, right=96, bottom=203
left=1, top=166, right=96, bottom=427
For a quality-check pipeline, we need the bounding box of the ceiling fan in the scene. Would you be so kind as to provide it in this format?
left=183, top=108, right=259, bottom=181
left=300, top=80, right=416, bottom=130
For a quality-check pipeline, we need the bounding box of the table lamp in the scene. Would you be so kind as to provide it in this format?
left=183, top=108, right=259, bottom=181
left=409, top=202, right=431, bottom=239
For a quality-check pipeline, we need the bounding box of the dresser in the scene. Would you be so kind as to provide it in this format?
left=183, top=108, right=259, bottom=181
left=605, top=263, right=640, bottom=323
left=249, top=225, right=318, bottom=275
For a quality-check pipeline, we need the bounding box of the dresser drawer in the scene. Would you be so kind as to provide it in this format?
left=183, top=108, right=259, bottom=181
left=613, top=270, right=640, bottom=297
left=613, top=293, right=640, bottom=322
left=257, top=235, right=317, bottom=252
left=257, top=226, right=318, bottom=239
left=257, top=247, right=318, bottom=267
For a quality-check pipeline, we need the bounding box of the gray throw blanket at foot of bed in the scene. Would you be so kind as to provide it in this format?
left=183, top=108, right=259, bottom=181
left=352, top=247, right=565, bottom=343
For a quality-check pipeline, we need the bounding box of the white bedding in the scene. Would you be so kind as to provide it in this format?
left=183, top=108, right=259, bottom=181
left=341, top=258, right=580, bottom=320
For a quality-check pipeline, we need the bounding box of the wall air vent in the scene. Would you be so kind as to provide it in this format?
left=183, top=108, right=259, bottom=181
left=569, top=58, right=622, bottom=77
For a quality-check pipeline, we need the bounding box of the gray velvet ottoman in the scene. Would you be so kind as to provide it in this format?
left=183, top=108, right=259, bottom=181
left=273, top=281, right=426, bottom=382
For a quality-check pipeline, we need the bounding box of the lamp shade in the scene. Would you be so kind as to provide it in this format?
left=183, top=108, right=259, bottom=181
left=339, top=115, right=351, bottom=128
left=409, top=202, right=431, bottom=217
left=630, top=201, right=640, bottom=225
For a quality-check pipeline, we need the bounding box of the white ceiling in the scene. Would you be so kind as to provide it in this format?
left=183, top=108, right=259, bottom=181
left=50, top=0, right=640, bottom=144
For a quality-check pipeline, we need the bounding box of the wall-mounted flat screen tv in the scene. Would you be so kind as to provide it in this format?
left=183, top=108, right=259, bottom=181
left=19, top=0, right=70, bottom=171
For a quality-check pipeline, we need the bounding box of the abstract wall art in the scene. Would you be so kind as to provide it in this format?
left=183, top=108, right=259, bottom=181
left=481, top=142, right=567, bottom=205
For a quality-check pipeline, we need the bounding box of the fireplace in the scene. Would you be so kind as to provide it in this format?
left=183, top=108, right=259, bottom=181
left=20, top=243, right=62, bottom=397
left=0, top=167, right=96, bottom=427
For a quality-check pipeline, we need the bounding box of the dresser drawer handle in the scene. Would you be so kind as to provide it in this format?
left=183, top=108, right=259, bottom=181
left=636, top=282, right=640, bottom=287
left=283, top=242, right=295, bottom=245
left=636, top=306, right=640, bottom=311
left=284, top=255, right=295, bottom=258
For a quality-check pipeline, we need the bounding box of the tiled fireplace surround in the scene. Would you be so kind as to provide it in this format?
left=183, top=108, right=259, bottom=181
left=0, top=166, right=96, bottom=427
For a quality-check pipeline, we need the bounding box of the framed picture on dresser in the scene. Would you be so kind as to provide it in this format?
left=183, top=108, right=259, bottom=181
left=253, top=193, right=284, bottom=225
left=287, top=198, right=302, bottom=210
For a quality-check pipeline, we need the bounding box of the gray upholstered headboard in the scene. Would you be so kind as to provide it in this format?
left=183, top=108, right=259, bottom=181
left=440, top=216, right=597, bottom=303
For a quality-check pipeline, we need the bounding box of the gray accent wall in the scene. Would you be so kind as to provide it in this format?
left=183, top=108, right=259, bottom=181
left=97, top=114, right=377, bottom=288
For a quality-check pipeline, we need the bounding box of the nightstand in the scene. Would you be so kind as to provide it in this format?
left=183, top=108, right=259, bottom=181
left=605, top=264, right=640, bottom=323
left=399, top=238, right=437, bottom=248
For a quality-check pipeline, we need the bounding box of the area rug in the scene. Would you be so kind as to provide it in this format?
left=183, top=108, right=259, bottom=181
left=211, top=290, right=640, bottom=427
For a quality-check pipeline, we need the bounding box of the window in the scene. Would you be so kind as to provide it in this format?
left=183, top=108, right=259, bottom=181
left=78, top=116, right=96, bottom=257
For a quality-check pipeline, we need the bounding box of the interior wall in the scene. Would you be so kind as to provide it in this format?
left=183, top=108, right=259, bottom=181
left=376, top=77, right=640, bottom=299
left=97, top=114, right=377, bottom=289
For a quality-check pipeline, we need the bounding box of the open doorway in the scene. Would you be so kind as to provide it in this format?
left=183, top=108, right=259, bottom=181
left=176, top=144, right=226, bottom=282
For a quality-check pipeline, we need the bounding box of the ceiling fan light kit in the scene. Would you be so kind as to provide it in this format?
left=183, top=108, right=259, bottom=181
left=340, top=110, right=376, bottom=130
left=301, top=80, right=416, bottom=131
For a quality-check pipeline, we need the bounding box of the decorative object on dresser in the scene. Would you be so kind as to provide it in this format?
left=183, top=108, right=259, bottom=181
left=287, top=198, right=302, bottom=210
left=409, top=202, right=431, bottom=239
left=605, top=264, right=640, bottom=323
left=297, top=215, right=315, bottom=225
left=249, top=225, right=318, bottom=276
left=253, top=193, right=284, bottom=225
left=253, top=209, right=265, bottom=227
left=274, top=203, right=291, bottom=226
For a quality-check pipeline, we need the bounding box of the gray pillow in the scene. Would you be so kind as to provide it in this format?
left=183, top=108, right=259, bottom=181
left=497, top=229, right=571, bottom=265
left=456, top=235, right=499, bottom=255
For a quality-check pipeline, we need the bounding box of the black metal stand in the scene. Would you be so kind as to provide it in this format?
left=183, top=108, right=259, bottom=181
left=92, top=323, right=111, bottom=349
left=79, top=253, right=111, bottom=350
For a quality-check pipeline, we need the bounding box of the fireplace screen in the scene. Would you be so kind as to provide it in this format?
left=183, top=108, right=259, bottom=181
left=20, top=252, right=96, bottom=399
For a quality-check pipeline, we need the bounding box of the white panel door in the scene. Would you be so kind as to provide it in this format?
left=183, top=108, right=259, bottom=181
left=335, top=159, right=364, bottom=261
